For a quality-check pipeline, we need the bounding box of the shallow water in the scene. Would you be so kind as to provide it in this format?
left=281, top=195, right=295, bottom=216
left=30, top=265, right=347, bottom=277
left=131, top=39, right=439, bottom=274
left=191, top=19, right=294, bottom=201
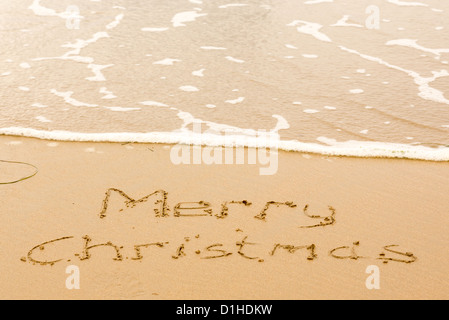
left=0, top=0, right=448, bottom=160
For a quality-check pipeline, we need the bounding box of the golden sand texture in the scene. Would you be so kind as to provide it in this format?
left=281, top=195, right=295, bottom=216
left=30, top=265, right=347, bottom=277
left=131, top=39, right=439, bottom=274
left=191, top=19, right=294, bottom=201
left=0, top=136, right=447, bottom=299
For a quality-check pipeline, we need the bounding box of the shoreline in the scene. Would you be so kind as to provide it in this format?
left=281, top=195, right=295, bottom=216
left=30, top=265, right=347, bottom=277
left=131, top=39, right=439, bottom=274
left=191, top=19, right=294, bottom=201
left=1, top=131, right=448, bottom=162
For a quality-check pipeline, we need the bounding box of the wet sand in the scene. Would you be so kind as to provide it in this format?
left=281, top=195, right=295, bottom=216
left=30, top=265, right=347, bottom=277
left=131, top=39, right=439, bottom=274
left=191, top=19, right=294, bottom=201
left=0, top=135, right=447, bottom=299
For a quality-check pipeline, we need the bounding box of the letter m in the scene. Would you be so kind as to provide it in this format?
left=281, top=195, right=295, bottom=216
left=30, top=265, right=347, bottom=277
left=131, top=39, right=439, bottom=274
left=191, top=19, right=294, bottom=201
left=99, top=188, right=169, bottom=219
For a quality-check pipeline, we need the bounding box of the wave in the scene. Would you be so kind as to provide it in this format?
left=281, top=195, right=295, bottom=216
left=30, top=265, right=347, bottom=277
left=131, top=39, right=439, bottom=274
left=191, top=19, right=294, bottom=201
left=1, top=127, right=447, bottom=161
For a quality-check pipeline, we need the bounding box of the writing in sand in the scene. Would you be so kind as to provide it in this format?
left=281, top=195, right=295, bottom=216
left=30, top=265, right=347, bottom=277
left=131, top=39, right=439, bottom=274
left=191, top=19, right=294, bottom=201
left=21, top=188, right=417, bottom=266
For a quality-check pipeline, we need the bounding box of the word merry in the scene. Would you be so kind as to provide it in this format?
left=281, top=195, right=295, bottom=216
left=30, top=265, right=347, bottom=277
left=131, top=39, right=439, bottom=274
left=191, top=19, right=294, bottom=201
left=99, top=188, right=336, bottom=228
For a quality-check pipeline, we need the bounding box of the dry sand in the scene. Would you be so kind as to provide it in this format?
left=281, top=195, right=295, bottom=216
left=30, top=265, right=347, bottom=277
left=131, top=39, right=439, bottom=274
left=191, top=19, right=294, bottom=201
left=0, top=135, right=448, bottom=300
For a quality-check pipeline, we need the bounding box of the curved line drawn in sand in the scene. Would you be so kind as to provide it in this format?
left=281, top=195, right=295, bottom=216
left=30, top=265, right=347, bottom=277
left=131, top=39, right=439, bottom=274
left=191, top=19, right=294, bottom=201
left=133, top=242, right=168, bottom=261
left=236, top=236, right=261, bottom=261
left=201, top=243, right=233, bottom=260
left=329, top=242, right=417, bottom=264
left=98, top=188, right=336, bottom=228
left=216, top=200, right=252, bottom=219
left=79, top=235, right=123, bottom=261
left=174, top=201, right=213, bottom=217
left=26, top=236, right=74, bottom=266
left=377, top=245, right=417, bottom=264
left=270, top=244, right=317, bottom=261
left=0, top=160, right=38, bottom=185
left=254, top=201, right=297, bottom=221
left=301, top=205, right=336, bottom=228
left=330, top=241, right=365, bottom=261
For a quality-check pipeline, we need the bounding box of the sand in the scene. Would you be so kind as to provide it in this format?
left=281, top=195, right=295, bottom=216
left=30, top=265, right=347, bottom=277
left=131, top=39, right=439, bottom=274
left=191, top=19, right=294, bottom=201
left=0, top=135, right=448, bottom=300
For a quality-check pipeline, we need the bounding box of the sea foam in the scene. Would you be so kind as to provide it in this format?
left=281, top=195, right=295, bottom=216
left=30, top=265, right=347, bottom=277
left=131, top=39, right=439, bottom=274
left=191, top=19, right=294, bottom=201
left=0, top=127, right=447, bottom=162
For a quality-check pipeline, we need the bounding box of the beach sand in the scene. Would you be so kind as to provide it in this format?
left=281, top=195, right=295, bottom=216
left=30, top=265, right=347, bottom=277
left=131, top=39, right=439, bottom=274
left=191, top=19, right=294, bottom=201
left=0, top=135, right=447, bottom=300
